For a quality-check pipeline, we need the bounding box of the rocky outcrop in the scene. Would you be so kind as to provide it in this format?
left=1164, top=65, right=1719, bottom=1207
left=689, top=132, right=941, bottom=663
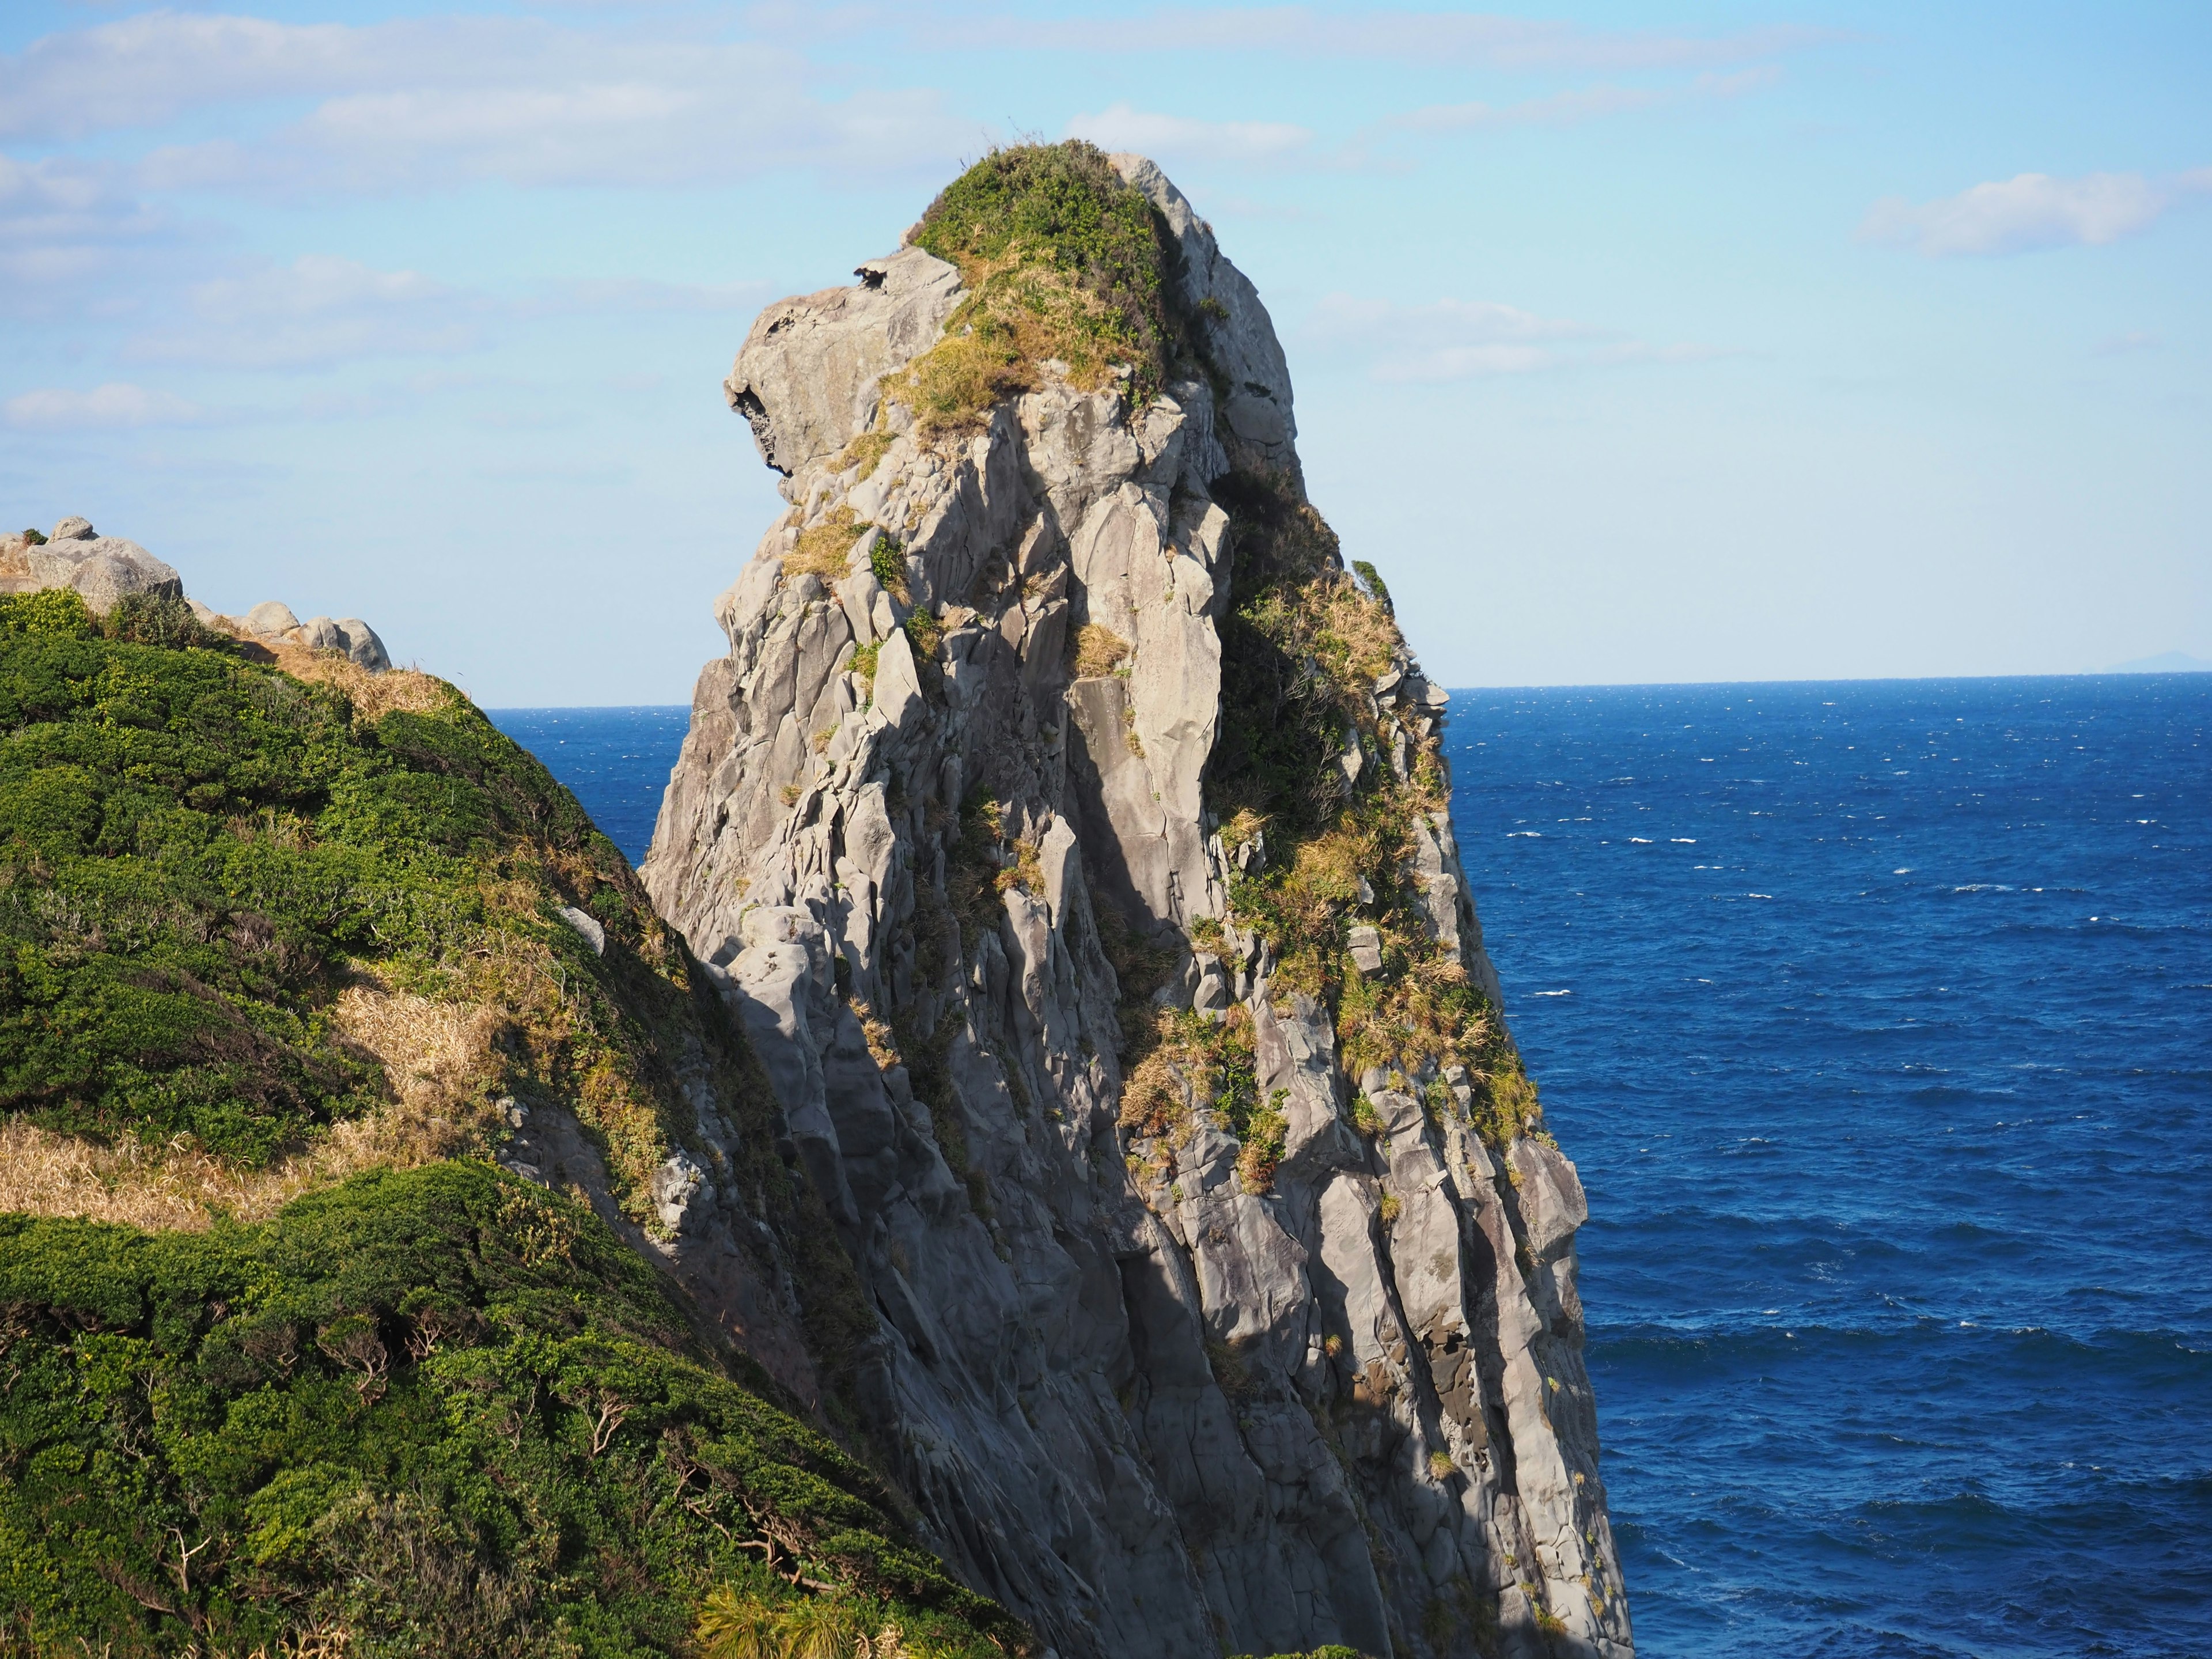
left=213, top=597, right=391, bottom=671
left=1, top=518, right=390, bottom=671
left=643, top=149, right=1630, bottom=1659
left=1, top=517, right=181, bottom=613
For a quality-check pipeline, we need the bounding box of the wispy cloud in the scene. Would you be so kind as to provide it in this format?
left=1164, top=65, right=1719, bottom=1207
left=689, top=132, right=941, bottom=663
left=1066, top=103, right=1315, bottom=167
left=1305, top=293, right=1728, bottom=381
left=1393, top=66, right=1779, bottom=132
left=1860, top=168, right=2212, bottom=256
left=943, top=7, right=1842, bottom=71
left=1070, top=66, right=1782, bottom=176
left=4, top=382, right=209, bottom=430
left=127, top=255, right=486, bottom=369
left=4, top=13, right=988, bottom=192
left=2093, top=331, right=2162, bottom=356
left=0, top=153, right=177, bottom=294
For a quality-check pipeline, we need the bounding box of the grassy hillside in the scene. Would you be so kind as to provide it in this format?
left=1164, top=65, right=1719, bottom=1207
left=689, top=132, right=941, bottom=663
left=0, top=592, right=1011, bottom=1657
left=0, top=1161, right=1014, bottom=1657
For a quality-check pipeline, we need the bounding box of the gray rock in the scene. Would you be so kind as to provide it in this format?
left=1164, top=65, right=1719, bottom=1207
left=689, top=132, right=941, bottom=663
left=640, top=152, right=1633, bottom=1659
left=336, top=618, right=390, bottom=671
left=555, top=905, right=605, bottom=955
left=25, top=536, right=181, bottom=614
left=245, top=600, right=301, bottom=638
left=725, top=244, right=961, bottom=483
left=298, top=615, right=349, bottom=652
left=48, top=516, right=93, bottom=541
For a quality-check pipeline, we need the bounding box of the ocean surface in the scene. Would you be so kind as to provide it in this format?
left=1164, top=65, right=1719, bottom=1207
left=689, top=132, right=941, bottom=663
left=491, top=674, right=2212, bottom=1659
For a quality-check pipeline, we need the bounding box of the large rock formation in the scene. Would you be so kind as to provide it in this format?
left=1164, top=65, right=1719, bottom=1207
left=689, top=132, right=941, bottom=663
left=644, top=146, right=1630, bottom=1659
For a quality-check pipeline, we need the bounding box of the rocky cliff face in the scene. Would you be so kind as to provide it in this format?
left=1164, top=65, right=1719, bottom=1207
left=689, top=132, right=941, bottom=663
left=643, top=146, right=1631, bottom=1659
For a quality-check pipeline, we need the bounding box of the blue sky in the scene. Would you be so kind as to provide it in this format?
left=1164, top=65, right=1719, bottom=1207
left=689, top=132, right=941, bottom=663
left=3, top=1, right=2206, bottom=705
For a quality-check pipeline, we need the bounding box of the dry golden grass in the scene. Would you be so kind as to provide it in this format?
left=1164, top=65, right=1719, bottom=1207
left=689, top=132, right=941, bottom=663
left=260, top=639, right=452, bottom=720
left=1073, top=623, right=1131, bottom=678
left=850, top=998, right=902, bottom=1070
left=0, top=980, right=502, bottom=1231
left=786, top=505, right=866, bottom=581
left=838, top=427, right=896, bottom=480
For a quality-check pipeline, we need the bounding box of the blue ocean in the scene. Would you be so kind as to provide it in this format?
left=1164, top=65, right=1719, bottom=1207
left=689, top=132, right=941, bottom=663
left=492, top=673, right=2212, bottom=1659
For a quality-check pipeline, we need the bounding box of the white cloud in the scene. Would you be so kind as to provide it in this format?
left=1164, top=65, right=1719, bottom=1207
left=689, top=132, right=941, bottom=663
left=1395, top=67, right=1779, bottom=132
left=0, top=153, right=176, bottom=293
left=4, top=382, right=207, bottom=430
left=1860, top=169, right=2211, bottom=257
left=3, top=13, right=987, bottom=192
left=1305, top=293, right=1726, bottom=381
left=963, top=9, right=1840, bottom=71
left=1066, top=103, right=1315, bottom=166
left=128, top=255, right=486, bottom=368
left=1068, top=69, right=1782, bottom=177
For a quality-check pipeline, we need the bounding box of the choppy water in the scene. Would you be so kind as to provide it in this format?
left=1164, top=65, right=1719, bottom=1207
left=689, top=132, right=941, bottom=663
left=495, top=673, right=2212, bottom=1658
left=487, top=705, right=692, bottom=869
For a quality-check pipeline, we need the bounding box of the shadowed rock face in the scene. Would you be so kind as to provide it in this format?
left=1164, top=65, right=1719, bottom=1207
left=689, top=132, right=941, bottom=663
left=644, top=153, right=1632, bottom=1659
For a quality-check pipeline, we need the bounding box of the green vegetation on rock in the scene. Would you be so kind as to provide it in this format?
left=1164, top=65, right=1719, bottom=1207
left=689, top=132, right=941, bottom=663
left=1205, top=472, right=1543, bottom=1147
left=0, top=604, right=1009, bottom=1653
left=890, top=141, right=1173, bottom=438
left=0, top=1160, right=1016, bottom=1658
left=1, top=587, right=684, bottom=1200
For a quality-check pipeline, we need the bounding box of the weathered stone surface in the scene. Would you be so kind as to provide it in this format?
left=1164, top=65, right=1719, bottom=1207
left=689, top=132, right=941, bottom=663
left=725, top=245, right=962, bottom=484
left=643, top=153, right=1630, bottom=1659
left=22, top=533, right=182, bottom=615
left=245, top=601, right=301, bottom=637
left=556, top=904, right=607, bottom=956
left=335, top=618, right=391, bottom=671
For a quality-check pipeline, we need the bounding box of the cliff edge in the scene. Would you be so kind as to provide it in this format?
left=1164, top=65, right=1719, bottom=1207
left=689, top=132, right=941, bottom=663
left=643, top=143, right=1630, bottom=1659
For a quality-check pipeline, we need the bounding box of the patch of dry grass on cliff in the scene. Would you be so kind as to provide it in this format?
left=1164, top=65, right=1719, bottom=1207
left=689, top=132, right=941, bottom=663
left=259, top=642, right=452, bottom=719
left=785, top=505, right=869, bottom=581
left=838, top=427, right=897, bottom=480
left=1207, top=468, right=1541, bottom=1148
left=1073, top=623, right=1130, bottom=677
left=0, top=982, right=502, bottom=1229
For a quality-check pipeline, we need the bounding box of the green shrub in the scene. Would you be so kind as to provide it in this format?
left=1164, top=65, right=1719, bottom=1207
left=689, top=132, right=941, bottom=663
left=869, top=533, right=908, bottom=599
left=0, top=1161, right=1020, bottom=1657
left=891, top=141, right=1173, bottom=438
left=1202, top=473, right=1537, bottom=1147
left=0, top=615, right=610, bottom=1162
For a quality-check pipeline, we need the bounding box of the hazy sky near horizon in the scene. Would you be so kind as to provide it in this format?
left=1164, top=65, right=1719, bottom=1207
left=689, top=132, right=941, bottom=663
left=3, top=1, right=2206, bottom=706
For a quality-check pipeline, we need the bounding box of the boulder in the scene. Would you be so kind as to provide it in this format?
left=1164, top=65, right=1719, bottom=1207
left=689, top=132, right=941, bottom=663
left=48, top=516, right=93, bottom=541
left=245, top=601, right=302, bottom=638
left=556, top=905, right=607, bottom=956
left=24, top=536, right=182, bottom=615
left=336, top=619, right=389, bottom=671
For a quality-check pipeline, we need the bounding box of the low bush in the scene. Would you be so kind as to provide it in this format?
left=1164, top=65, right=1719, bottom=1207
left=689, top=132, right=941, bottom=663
left=1202, top=472, right=1543, bottom=1149
left=0, top=1161, right=1019, bottom=1657
left=889, top=141, right=1173, bottom=440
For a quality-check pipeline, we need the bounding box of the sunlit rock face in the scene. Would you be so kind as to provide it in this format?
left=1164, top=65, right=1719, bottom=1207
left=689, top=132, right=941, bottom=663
left=645, top=148, right=1632, bottom=1659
